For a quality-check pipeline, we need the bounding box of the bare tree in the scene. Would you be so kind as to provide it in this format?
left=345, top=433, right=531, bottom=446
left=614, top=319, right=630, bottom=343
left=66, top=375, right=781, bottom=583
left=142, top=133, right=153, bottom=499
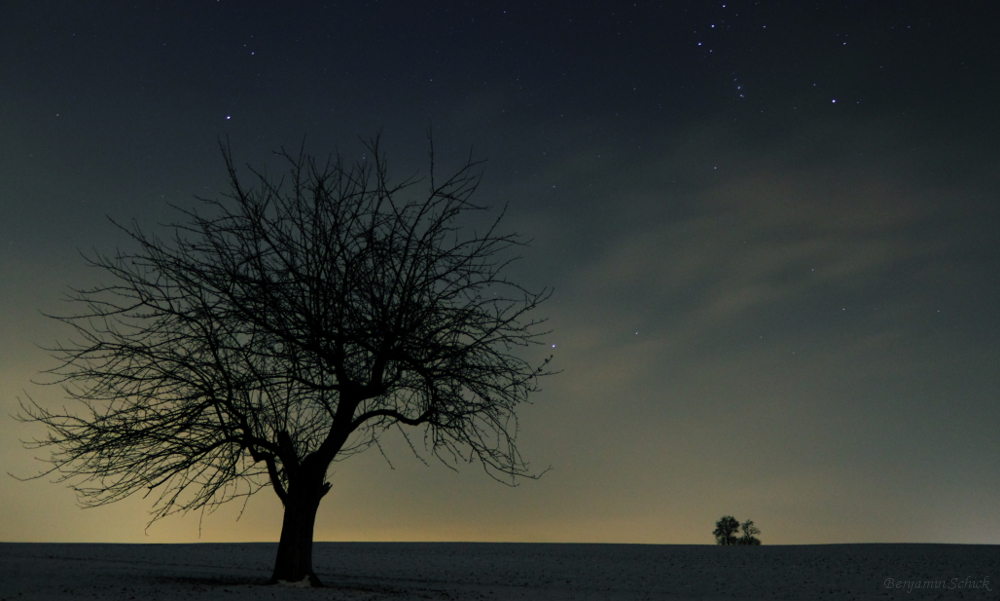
left=713, top=515, right=740, bottom=545
left=17, top=135, right=553, bottom=586
left=738, top=519, right=761, bottom=545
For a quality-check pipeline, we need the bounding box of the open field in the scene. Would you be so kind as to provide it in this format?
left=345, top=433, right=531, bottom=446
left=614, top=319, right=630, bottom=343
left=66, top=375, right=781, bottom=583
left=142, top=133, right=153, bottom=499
left=1, top=542, right=996, bottom=600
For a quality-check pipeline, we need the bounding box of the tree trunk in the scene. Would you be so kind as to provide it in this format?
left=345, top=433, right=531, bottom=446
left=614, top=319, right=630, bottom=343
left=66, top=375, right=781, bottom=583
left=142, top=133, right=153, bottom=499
left=269, top=481, right=329, bottom=587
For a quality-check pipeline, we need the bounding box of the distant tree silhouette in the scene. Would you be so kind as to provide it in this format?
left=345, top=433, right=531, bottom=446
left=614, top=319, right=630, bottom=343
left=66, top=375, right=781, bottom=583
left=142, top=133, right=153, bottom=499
left=714, top=516, right=763, bottom=545
left=738, top=519, right=761, bottom=545
left=714, top=515, right=740, bottom=545
left=17, top=134, right=553, bottom=586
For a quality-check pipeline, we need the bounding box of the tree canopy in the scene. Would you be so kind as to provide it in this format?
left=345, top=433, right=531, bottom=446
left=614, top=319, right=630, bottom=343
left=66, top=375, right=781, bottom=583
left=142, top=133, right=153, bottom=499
left=18, top=135, right=553, bottom=584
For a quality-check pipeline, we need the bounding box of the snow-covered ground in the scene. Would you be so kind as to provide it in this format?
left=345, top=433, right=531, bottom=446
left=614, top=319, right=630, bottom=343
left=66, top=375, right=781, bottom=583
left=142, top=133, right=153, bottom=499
left=1, top=542, right=996, bottom=600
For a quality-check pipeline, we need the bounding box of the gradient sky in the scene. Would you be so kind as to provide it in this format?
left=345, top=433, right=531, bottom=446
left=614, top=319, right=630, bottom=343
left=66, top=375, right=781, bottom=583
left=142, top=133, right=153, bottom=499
left=2, top=2, right=998, bottom=546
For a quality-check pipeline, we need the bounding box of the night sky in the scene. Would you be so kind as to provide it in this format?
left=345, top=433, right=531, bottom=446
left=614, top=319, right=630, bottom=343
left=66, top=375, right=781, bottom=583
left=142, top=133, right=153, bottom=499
left=2, top=2, right=998, bottom=546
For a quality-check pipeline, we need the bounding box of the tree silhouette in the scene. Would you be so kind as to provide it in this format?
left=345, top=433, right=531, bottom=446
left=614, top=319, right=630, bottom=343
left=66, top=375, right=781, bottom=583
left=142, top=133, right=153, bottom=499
left=17, top=135, right=553, bottom=586
left=713, top=515, right=740, bottom=545
left=738, top=519, right=761, bottom=545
